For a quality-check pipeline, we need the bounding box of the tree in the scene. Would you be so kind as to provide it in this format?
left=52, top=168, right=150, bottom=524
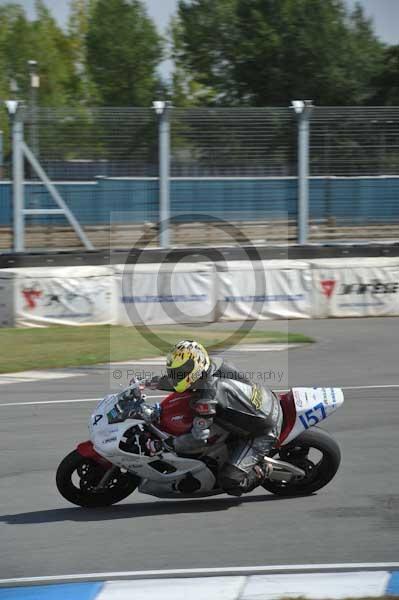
left=172, top=0, right=384, bottom=106
left=171, top=0, right=238, bottom=106
left=68, top=0, right=99, bottom=104
left=31, top=0, right=78, bottom=106
left=371, top=45, right=399, bottom=105
left=0, top=0, right=77, bottom=106
left=86, top=0, right=163, bottom=106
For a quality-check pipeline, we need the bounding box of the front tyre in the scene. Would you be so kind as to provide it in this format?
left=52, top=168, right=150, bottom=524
left=56, top=450, right=139, bottom=507
left=262, top=427, right=341, bottom=496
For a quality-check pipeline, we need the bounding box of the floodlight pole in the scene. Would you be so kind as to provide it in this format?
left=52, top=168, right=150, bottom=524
left=292, top=100, right=313, bottom=245
left=154, top=100, right=171, bottom=249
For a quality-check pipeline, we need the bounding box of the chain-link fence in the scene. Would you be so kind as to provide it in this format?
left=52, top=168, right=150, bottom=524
left=1, top=104, right=399, bottom=251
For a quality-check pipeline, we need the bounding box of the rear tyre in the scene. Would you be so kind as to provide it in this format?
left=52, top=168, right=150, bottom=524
left=262, top=427, right=341, bottom=496
left=56, top=450, right=139, bottom=508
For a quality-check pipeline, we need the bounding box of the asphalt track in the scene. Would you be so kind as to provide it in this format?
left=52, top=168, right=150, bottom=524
left=0, top=317, right=399, bottom=579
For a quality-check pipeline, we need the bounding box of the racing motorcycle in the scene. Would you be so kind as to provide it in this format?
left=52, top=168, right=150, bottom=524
left=56, top=385, right=344, bottom=507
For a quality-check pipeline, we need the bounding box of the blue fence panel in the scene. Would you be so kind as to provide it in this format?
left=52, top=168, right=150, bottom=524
left=0, top=177, right=398, bottom=228
left=23, top=179, right=158, bottom=225
left=309, top=177, right=399, bottom=223
left=98, top=177, right=158, bottom=223
left=170, top=178, right=297, bottom=221
left=0, top=184, right=12, bottom=226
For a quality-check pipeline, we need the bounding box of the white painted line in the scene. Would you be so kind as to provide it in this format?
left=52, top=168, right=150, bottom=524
left=219, top=343, right=303, bottom=352
left=341, top=384, right=399, bottom=390
left=112, top=358, right=164, bottom=366
left=1, top=383, right=399, bottom=408
left=0, top=370, right=86, bottom=386
left=109, top=345, right=303, bottom=366
left=0, top=563, right=398, bottom=587
left=0, top=394, right=164, bottom=408
left=0, top=398, right=101, bottom=408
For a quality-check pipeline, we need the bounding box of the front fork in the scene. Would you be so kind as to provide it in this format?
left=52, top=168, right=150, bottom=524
left=77, top=441, right=131, bottom=491
left=93, top=465, right=120, bottom=491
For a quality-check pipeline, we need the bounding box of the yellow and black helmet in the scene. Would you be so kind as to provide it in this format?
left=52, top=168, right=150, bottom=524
left=166, top=340, right=211, bottom=393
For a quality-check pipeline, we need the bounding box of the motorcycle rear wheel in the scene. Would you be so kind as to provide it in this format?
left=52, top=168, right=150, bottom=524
left=56, top=450, right=139, bottom=507
left=262, top=427, right=341, bottom=496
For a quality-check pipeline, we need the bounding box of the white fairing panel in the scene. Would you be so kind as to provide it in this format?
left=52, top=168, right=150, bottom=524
left=88, top=395, right=218, bottom=496
left=281, top=387, right=344, bottom=446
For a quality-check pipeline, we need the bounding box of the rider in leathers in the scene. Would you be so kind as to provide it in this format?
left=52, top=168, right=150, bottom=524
left=119, top=340, right=282, bottom=496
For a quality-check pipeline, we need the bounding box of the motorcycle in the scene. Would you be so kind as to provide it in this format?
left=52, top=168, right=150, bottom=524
left=56, top=385, right=344, bottom=507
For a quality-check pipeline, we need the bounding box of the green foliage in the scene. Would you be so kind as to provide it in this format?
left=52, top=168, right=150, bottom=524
left=371, top=45, right=399, bottom=105
left=172, top=0, right=385, bottom=106
left=0, top=0, right=395, bottom=136
left=0, top=0, right=77, bottom=106
left=86, top=0, right=163, bottom=106
left=68, top=0, right=99, bottom=104
left=0, top=0, right=164, bottom=113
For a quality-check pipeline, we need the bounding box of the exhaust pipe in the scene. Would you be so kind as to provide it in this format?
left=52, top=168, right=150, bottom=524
left=263, top=456, right=306, bottom=482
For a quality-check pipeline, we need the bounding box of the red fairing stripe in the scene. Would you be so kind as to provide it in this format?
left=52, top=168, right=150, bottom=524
left=76, top=441, right=112, bottom=468
left=277, top=392, right=297, bottom=446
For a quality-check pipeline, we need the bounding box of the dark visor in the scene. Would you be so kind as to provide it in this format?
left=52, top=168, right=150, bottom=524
left=167, top=358, right=195, bottom=383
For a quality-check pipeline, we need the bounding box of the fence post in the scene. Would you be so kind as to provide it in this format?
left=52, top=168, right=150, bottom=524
left=292, top=100, right=313, bottom=245
left=0, top=130, right=3, bottom=179
left=154, top=100, right=171, bottom=249
left=6, top=102, right=25, bottom=252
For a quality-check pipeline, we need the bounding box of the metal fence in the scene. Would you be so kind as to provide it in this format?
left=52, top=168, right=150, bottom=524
left=1, top=103, right=399, bottom=252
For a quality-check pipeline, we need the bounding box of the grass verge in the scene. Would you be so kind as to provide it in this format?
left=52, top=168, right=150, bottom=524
left=0, top=325, right=313, bottom=374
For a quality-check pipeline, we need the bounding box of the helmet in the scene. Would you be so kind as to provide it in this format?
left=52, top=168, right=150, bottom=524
left=166, top=340, right=210, bottom=393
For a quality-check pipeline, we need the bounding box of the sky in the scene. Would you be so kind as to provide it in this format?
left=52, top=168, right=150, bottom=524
left=1, top=0, right=398, bottom=79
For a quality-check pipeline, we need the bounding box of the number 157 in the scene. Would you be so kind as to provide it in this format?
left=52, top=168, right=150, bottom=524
left=299, top=403, right=327, bottom=429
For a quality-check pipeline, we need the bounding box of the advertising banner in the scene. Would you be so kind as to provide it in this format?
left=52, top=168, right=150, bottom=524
left=5, top=257, right=399, bottom=328
left=13, top=266, right=114, bottom=326
left=218, top=260, right=312, bottom=321
left=311, top=258, right=399, bottom=318
left=0, top=271, right=15, bottom=327
left=115, top=262, right=216, bottom=325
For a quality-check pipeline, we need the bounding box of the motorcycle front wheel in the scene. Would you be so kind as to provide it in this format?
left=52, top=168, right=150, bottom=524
left=262, top=426, right=341, bottom=496
left=56, top=450, right=139, bottom=507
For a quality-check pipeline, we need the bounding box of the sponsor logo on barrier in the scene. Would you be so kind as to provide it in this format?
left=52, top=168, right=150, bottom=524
left=339, top=280, right=399, bottom=295
left=321, top=280, right=336, bottom=298
left=22, top=287, right=43, bottom=309
left=20, top=281, right=108, bottom=318
left=121, top=294, right=208, bottom=304
left=224, top=294, right=305, bottom=302
left=321, top=278, right=399, bottom=299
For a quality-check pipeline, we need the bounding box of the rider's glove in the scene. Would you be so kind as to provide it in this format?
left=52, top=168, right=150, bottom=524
left=144, top=375, right=161, bottom=390
left=137, top=402, right=161, bottom=424
left=144, top=437, right=163, bottom=456
left=191, top=416, right=212, bottom=442
left=120, top=380, right=143, bottom=403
